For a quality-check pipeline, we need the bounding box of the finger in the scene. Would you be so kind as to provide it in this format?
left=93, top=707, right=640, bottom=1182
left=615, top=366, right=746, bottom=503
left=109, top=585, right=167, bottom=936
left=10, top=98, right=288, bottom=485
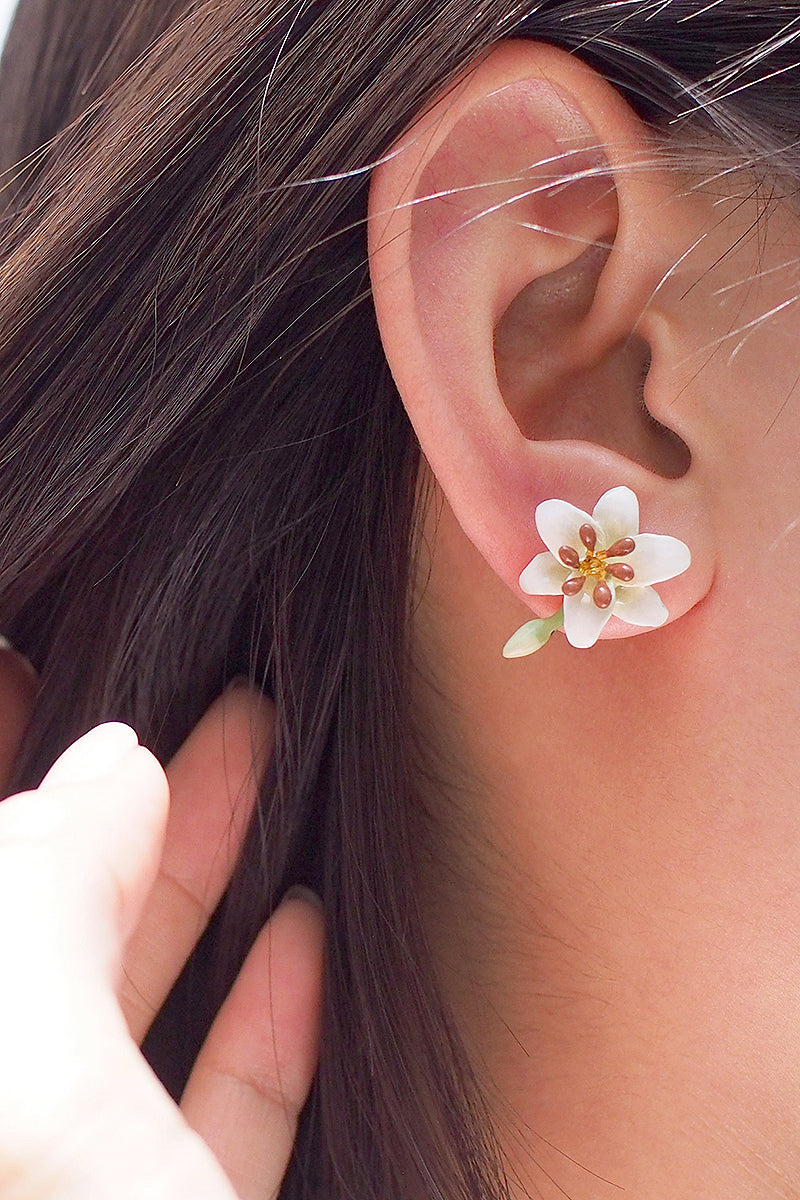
left=180, top=890, right=324, bottom=1200
left=121, top=683, right=274, bottom=1043
left=0, top=638, right=37, bottom=795
left=12, top=724, right=170, bottom=959
left=0, top=726, right=169, bottom=1139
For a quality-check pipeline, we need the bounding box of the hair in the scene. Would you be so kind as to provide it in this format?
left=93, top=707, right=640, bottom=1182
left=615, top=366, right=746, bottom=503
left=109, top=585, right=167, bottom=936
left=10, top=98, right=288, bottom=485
left=0, top=0, right=797, bottom=1195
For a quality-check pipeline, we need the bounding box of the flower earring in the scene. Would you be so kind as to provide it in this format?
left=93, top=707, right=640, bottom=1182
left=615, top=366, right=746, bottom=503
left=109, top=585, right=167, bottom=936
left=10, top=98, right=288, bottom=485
left=503, top=485, right=691, bottom=656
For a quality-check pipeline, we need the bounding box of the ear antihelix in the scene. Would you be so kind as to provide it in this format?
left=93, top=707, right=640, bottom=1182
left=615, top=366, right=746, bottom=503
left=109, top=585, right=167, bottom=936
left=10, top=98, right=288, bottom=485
left=408, top=78, right=618, bottom=338
left=503, top=485, right=691, bottom=655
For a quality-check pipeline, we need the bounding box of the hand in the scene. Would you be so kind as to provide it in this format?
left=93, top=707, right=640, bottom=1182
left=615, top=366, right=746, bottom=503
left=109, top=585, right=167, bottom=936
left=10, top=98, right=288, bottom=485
left=0, top=651, right=323, bottom=1200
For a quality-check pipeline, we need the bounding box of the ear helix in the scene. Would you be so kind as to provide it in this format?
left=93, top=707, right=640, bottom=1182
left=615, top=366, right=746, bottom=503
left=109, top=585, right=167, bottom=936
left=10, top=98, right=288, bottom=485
left=503, top=485, right=691, bottom=655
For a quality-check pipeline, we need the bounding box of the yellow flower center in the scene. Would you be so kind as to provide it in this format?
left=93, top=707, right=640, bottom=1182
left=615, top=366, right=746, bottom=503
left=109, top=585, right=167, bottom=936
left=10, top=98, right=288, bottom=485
left=579, top=551, right=608, bottom=580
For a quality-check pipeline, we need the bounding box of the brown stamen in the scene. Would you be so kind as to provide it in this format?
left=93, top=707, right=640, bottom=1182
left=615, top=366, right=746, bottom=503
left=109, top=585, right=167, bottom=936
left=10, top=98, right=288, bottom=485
left=593, top=581, right=612, bottom=609
left=606, top=537, right=635, bottom=557
left=607, top=563, right=634, bottom=582
left=579, top=524, right=597, bottom=551
left=559, top=546, right=580, bottom=568
left=562, top=577, right=585, bottom=596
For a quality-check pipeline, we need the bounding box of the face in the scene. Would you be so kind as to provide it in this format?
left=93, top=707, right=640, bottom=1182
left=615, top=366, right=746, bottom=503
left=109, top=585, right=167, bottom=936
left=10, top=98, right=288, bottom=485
left=408, top=173, right=800, bottom=1198
left=371, top=33, right=800, bottom=1192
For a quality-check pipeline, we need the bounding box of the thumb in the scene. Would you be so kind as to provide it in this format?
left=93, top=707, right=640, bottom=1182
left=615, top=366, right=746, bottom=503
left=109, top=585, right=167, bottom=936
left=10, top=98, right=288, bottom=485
left=0, top=723, right=170, bottom=984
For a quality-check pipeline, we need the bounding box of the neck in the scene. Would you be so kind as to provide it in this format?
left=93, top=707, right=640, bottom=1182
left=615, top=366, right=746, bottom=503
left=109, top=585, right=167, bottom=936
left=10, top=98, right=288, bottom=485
left=414, top=496, right=800, bottom=1199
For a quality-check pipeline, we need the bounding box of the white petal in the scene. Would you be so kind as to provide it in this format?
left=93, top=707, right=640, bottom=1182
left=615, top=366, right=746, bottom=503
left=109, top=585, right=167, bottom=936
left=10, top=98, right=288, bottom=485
left=613, top=584, right=668, bottom=627
left=626, top=534, right=691, bottom=585
left=591, top=486, right=639, bottom=544
left=535, top=498, right=597, bottom=559
left=519, top=552, right=570, bottom=595
left=563, top=587, right=615, bottom=648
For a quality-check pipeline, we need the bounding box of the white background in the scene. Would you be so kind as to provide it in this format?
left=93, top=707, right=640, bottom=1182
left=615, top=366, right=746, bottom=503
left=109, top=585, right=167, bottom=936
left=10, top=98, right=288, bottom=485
left=0, top=0, right=16, bottom=49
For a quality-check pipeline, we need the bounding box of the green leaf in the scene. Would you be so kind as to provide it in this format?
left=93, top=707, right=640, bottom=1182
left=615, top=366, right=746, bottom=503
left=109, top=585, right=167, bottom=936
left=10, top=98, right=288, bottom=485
left=502, top=608, right=565, bottom=658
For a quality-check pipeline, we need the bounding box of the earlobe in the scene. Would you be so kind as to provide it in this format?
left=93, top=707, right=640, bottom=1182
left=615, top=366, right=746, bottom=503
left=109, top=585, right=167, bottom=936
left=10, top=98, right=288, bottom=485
left=368, top=39, right=715, bottom=648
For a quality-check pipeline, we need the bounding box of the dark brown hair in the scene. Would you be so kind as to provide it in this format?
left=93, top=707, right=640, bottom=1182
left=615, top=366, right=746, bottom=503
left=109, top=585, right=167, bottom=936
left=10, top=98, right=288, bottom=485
left=0, top=2, right=797, bottom=1196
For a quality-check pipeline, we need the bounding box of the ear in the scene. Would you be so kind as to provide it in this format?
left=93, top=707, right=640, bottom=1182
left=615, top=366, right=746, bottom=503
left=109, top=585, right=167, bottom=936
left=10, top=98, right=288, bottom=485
left=368, top=39, right=716, bottom=647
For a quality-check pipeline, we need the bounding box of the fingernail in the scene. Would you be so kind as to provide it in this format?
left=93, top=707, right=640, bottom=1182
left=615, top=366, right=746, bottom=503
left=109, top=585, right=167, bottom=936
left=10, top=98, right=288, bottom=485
left=283, top=884, right=324, bottom=911
left=41, top=722, right=140, bottom=788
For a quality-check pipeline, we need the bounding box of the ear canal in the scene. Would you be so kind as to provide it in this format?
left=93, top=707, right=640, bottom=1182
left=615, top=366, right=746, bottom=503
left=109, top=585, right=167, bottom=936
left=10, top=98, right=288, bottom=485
left=494, top=243, right=692, bottom=480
